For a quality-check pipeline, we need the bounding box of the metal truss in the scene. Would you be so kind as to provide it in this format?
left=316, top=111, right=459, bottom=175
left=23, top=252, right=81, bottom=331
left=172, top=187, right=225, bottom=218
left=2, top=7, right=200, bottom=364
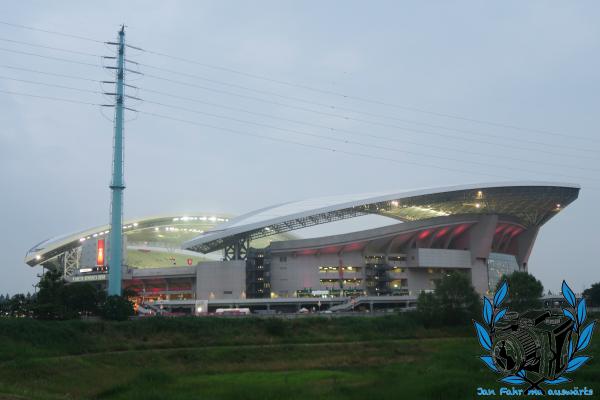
left=61, top=247, right=81, bottom=278
left=223, top=237, right=250, bottom=260
left=206, top=208, right=372, bottom=255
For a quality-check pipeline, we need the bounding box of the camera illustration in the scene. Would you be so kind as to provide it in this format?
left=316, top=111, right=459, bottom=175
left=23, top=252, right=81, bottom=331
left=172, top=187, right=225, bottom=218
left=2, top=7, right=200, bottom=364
left=492, top=310, right=574, bottom=380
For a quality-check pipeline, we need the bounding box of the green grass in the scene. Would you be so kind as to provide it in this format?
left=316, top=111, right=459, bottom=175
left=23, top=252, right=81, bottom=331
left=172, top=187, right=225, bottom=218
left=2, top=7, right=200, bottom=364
left=126, top=248, right=207, bottom=268
left=123, top=230, right=296, bottom=268
left=0, top=316, right=597, bottom=399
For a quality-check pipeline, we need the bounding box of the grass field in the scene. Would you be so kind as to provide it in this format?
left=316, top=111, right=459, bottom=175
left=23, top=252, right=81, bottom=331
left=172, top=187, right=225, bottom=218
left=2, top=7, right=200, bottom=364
left=125, top=248, right=208, bottom=268
left=0, top=316, right=597, bottom=399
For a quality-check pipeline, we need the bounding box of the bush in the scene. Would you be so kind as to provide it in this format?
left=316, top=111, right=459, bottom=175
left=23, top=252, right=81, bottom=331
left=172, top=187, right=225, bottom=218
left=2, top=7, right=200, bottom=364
left=417, top=272, right=480, bottom=327
left=101, top=296, right=134, bottom=321
left=32, top=270, right=105, bottom=320
left=583, top=282, right=600, bottom=307
left=263, top=318, right=287, bottom=336
left=495, top=271, right=543, bottom=312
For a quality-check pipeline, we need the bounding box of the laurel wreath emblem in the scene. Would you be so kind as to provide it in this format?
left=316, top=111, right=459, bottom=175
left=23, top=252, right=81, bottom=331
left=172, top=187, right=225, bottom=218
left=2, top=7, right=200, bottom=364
left=473, top=280, right=596, bottom=392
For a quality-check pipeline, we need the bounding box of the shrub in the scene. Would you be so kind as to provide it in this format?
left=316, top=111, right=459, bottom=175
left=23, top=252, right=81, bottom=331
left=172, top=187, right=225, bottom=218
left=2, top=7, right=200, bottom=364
left=101, top=296, right=134, bottom=321
left=416, top=272, right=480, bottom=327
left=495, top=271, right=543, bottom=312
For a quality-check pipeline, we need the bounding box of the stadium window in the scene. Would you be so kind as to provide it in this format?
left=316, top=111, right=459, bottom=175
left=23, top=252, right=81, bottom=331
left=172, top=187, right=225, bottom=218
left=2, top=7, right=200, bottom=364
left=279, top=256, right=287, bottom=262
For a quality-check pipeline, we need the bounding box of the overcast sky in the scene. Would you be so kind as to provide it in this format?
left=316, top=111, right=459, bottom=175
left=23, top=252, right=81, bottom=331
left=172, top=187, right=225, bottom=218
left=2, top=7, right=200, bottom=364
left=0, top=1, right=598, bottom=295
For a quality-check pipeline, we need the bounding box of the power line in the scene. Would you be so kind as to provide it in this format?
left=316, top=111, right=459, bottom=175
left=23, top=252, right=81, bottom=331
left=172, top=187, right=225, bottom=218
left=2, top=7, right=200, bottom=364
left=0, top=71, right=595, bottom=174
left=0, top=64, right=99, bottom=82
left=141, top=86, right=599, bottom=172
left=0, top=20, right=103, bottom=43
left=0, top=66, right=593, bottom=176
left=139, top=109, right=516, bottom=181
left=0, top=31, right=596, bottom=156
left=0, top=75, right=101, bottom=95
left=141, top=98, right=600, bottom=183
left=141, top=64, right=600, bottom=151
left=0, top=56, right=594, bottom=165
left=143, top=72, right=598, bottom=160
left=0, top=19, right=594, bottom=144
left=0, top=46, right=101, bottom=68
left=2, top=52, right=596, bottom=169
left=139, top=51, right=598, bottom=144
left=138, top=110, right=598, bottom=191
left=0, top=87, right=506, bottom=179
left=0, top=37, right=100, bottom=57
left=0, top=38, right=594, bottom=164
left=0, top=88, right=100, bottom=106
left=0, top=87, right=594, bottom=188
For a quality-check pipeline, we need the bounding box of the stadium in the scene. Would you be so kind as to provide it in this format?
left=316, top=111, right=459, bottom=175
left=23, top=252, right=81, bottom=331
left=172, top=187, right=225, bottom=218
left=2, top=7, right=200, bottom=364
left=25, top=182, right=579, bottom=314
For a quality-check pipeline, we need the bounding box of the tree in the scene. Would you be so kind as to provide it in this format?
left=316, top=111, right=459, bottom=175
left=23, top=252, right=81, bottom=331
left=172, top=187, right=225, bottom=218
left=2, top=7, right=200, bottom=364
left=6, top=294, right=33, bottom=317
left=495, top=271, right=543, bottom=312
left=33, top=269, right=67, bottom=319
left=63, top=283, right=105, bottom=317
left=583, top=282, right=600, bottom=307
left=417, top=272, right=480, bottom=326
left=416, top=291, right=437, bottom=324
left=101, top=295, right=134, bottom=321
left=33, top=270, right=105, bottom=319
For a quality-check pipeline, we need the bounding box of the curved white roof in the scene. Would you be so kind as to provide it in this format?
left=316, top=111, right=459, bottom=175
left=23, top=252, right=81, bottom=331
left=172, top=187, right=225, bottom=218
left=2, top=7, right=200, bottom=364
left=25, top=213, right=231, bottom=267
left=183, top=181, right=580, bottom=253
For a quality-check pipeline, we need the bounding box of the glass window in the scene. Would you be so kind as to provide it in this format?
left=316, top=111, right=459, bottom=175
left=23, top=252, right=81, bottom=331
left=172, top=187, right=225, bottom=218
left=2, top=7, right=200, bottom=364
left=487, top=252, right=519, bottom=291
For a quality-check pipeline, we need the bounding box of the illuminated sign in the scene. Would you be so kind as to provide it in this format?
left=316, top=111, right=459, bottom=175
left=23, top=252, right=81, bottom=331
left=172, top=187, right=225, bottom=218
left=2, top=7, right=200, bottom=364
left=97, top=239, right=105, bottom=266
left=71, top=274, right=106, bottom=282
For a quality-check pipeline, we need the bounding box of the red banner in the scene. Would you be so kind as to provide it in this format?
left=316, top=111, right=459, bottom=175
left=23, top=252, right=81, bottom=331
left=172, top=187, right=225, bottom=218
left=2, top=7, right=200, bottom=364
left=97, top=239, right=105, bottom=266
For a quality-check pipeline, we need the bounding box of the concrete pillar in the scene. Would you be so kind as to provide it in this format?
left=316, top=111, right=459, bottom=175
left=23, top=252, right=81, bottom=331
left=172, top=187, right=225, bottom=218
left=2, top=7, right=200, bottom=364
left=515, top=227, right=539, bottom=271
left=463, top=215, right=498, bottom=295
left=468, top=215, right=498, bottom=263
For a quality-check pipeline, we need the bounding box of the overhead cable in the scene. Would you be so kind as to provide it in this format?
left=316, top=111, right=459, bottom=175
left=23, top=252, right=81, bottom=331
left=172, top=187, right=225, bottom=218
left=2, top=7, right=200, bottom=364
left=141, top=98, right=600, bottom=183
left=0, top=19, right=593, bottom=143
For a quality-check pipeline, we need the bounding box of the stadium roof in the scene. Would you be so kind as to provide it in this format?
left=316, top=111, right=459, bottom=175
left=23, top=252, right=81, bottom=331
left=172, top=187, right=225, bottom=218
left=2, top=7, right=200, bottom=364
left=183, top=182, right=580, bottom=254
left=25, top=214, right=230, bottom=267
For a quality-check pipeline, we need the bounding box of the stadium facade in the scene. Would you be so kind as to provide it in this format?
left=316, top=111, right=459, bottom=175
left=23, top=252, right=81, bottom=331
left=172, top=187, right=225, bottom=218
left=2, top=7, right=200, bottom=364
left=25, top=182, right=579, bottom=313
